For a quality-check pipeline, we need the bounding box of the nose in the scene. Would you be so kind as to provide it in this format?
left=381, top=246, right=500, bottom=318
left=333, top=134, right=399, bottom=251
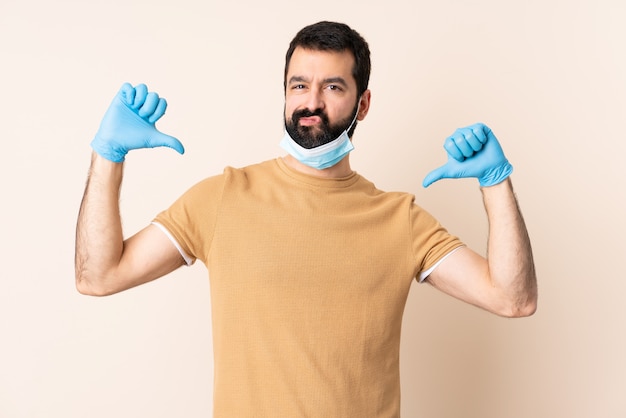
left=303, top=87, right=325, bottom=112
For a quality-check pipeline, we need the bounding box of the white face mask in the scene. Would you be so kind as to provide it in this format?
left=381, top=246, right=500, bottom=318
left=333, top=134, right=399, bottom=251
left=280, top=105, right=359, bottom=170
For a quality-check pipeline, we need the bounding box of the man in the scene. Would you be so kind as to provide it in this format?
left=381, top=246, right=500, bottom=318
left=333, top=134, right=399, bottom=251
left=76, top=21, right=537, bottom=417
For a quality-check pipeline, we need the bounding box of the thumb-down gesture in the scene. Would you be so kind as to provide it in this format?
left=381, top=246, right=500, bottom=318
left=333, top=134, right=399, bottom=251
left=423, top=123, right=513, bottom=188
left=90, top=82, right=184, bottom=163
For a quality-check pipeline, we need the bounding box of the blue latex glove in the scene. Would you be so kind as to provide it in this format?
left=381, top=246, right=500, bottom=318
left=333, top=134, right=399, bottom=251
left=422, top=123, right=513, bottom=188
left=90, top=83, right=184, bottom=162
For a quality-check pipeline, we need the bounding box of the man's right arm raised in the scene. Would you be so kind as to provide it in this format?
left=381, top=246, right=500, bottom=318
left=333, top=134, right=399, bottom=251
left=75, top=83, right=186, bottom=296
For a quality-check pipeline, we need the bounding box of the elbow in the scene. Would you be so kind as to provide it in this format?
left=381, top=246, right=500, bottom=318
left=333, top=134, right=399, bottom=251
left=74, top=253, right=125, bottom=296
left=75, top=270, right=117, bottom=297
left=498, top=292, right=538, bottom=318
left=75, top=278, right=107, bottom=297
left=492, top=271, right=538, bottom=318
left=75, top=281, right=101, bottom=297
left=502, top=300, right=537, bottom=318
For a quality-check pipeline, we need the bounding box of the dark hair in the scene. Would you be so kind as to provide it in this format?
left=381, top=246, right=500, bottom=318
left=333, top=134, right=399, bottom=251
left=284, top=21, right=371, bottom=97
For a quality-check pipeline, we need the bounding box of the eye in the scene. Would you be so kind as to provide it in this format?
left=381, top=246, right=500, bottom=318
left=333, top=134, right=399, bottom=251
left=327, top=84, right=343, bottom=91
left=291, top=84, right=306, bottom=90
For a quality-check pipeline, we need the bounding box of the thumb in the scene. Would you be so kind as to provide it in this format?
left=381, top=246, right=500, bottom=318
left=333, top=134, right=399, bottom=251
left=422, top=164, right=448, bottom=188
left=149, top=131, right=185, bottom=155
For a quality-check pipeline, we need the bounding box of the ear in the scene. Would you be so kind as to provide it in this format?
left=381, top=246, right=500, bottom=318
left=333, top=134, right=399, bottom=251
left=357, top=89, right=371, bottom=120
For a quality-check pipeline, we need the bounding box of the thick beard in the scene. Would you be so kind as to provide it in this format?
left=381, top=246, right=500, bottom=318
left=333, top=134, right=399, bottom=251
left=285, top=103, right=359, bottom=149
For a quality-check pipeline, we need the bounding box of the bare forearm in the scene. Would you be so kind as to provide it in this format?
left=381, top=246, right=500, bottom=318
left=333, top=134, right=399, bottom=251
left=75, top=152, right=125, bottom=294
left=482, top=178, right=537, bottom=316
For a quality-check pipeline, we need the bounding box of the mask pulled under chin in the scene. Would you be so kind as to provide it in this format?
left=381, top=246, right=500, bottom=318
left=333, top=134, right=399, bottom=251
left=280, top=104, right=360, bottom=170
left=279, top=129, right=354, bottom=170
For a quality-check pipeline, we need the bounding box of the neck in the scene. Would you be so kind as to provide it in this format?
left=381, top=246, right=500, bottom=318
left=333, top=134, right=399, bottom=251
left=282, top=154, right=353, bottom=178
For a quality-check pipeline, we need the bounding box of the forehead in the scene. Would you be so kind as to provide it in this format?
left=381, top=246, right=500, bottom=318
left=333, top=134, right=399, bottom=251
left=287, top=47, right=356, bottom=84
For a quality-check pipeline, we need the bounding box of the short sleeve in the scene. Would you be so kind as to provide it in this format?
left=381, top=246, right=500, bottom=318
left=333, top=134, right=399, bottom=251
left=410, top=202, right=464, bottom=281
left=152, top=174, right=226, bottom=265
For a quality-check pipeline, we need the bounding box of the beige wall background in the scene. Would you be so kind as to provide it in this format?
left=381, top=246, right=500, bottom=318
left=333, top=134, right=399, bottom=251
left=1, top=0, right=624, bottom=417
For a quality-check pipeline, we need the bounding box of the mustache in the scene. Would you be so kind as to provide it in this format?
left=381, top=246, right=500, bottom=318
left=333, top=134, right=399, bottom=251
left=291, top=108, right=329, bottom=125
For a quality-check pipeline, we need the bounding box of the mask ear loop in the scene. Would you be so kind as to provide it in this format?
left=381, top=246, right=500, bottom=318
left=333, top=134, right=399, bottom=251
left=345, top=95, right=362, bottom=136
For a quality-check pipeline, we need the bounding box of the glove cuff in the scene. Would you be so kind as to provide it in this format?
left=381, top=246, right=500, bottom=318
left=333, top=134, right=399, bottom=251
left=90, top=137, right=126, bottom=163
left=479, top=161, right=513, bottom=187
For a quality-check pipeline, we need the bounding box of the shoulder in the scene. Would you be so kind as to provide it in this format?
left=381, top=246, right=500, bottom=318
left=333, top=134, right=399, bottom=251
left=355, top=173, right=417, bottom=206
left=181, top=160, right=277, bottom=193
left=222, top=159, right=279, bottom=182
